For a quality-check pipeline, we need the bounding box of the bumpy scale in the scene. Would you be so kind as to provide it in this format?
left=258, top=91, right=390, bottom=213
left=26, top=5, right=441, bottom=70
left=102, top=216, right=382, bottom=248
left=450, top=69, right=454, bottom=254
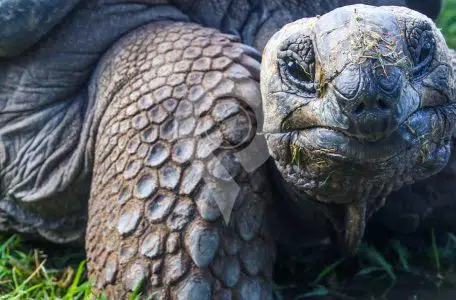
left=85, top=22, right=276, bottom=299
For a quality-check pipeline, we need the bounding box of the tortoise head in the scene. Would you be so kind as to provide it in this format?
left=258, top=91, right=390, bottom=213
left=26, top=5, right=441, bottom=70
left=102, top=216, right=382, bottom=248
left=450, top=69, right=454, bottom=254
left=260, top=4, right=456, bottom=255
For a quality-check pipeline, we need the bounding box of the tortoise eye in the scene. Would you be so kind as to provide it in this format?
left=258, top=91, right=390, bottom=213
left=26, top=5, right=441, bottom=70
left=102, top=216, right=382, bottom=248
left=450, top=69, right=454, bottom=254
left=407, top=22, right=435, bottom=77
left=286, top=60, right=312, bottom=84
left=419, top=40, right=433, bottom=63
left=278, top=35, right=316, bottom=96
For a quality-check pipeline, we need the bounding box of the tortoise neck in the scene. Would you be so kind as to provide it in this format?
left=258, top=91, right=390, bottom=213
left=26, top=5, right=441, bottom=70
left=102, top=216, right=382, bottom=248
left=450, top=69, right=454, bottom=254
left=269, top=163, right=331, bottom=247
left=170, top=0, right=343, bottom=51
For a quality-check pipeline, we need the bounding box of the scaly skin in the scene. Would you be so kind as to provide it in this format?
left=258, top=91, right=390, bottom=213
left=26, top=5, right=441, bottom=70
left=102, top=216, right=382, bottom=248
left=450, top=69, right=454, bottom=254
left=0, top=1, right=188, bottom=243
left=86, top=22, right=276, bottom=298
left=260, top=5, right=456, bottom=254
left=0, top=1, right=452, bottom=298
left=0, top=0, right=444, bottom=244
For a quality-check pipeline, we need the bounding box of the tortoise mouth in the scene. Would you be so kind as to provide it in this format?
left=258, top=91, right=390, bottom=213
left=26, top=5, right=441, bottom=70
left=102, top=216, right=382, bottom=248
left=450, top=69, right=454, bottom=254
left=265, top=105, right=453, bottom=205
left=277, top=106, right=449, bottom=163
left=290, top=125, right=412, bottom=163
left=284, top=119, right=414, bottom=164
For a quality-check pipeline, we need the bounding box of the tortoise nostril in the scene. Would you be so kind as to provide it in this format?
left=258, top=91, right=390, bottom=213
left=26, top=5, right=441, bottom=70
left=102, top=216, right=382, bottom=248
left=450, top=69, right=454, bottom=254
left=378, top=99, right=389, bottom=110
left=354, top=103, right=365, bottom=114
left=353, top=99, right=391, bottom=115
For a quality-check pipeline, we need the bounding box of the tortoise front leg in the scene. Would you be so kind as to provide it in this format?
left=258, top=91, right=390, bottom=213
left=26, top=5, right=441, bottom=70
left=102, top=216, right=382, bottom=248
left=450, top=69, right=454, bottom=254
left=85, top=22, right=276, bottom=299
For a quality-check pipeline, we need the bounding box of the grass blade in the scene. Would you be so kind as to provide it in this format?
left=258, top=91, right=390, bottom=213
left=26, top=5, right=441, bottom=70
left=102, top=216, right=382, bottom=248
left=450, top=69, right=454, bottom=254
left=431, top=228, right=441, bottom=276
left=294, top=286, right=329, bottom=299
left=64, top=260, right=86, bottom=299
left=390, top=240, right=410, bottom=272
left=360, top=245, right=396, bottom=281
left=313, top=259, right=344, bottom=284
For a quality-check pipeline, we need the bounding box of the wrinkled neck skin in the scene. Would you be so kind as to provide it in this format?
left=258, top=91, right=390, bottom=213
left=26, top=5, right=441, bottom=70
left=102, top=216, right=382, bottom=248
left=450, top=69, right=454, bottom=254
left=0, top=1, right=188, bottom=241
left=171, top=0, right=389, bottom=50
left=1, top=0, right=424, bottom=58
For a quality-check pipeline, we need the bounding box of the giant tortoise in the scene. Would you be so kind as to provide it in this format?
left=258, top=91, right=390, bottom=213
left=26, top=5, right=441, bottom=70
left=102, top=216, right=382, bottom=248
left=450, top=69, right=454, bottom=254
left=0, top=0, right=454, bottom=298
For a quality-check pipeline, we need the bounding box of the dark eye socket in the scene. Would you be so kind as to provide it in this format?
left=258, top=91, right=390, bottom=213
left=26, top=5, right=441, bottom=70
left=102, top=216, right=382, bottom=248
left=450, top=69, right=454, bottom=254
left=278, top=35, right=316, bottom=95
left=279, top=58, right=316, bottom=94
left=407, top=24, right=435, bottom=77
left=286, top=60, right=312, bottom=83
left=419, top=40, right=433, bottom=62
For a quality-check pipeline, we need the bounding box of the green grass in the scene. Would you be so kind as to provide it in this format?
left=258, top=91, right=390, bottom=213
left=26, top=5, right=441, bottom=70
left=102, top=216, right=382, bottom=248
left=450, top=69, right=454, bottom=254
left=0, top=235, right=90, bottom=299
left=4, top=231, right=456, bottom=299
left=0, top=234, right=155, bottom=299
left=274, top=231, right=456, bottom=299
left=438, top=0, right=456, bottom=48
left=1, top=1, right=456, bottom=299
